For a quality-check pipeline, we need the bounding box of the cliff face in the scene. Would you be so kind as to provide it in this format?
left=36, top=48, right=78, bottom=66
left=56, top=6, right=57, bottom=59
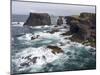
left=24, top=13, right=51, bottom=26
left=65, top=13, right=96, bottom=47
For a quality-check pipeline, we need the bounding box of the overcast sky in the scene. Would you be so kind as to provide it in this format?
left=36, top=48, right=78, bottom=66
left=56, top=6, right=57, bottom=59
left=12, top=1, right=95, bottom=16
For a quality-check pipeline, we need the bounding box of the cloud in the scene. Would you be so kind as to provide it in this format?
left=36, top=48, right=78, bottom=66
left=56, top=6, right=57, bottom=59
left=12, top=1, right=95, bottom=16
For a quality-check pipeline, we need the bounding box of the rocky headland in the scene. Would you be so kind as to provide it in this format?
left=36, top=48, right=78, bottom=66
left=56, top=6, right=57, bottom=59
left=23, top=12, right=96, bottom=47
left=64, top=13, right=96, bottom=47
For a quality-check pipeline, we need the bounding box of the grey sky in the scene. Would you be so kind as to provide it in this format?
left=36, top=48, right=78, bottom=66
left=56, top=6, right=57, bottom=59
left=12, top=1, right=95, bottom=16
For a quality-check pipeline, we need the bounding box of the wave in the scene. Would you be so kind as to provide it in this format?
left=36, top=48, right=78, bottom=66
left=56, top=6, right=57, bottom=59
left=11, top=24, right=96, bottom=74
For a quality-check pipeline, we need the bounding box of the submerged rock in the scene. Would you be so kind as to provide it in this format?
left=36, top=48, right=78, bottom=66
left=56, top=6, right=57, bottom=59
left=49, top=29, right=59, bottom=34
left=24, top=55, right=32, bottom=60
left=31, top=37, right=36, bottom=40
left=42, top=55, right=46, bottom=60
left=31, top=35, right=40, bottom=40
left=58, top=42, right=65, bottom=46
left=66, top=51, right=72, bottom=55
left=31, top=57, right=38, bottom=64
left=47, top=45, right=63, bottom=54
left=61, top=31, right=71, bottom=36
left=89, top=48, right=96, bottom=52
left=24, top=13, right=51, bottom=26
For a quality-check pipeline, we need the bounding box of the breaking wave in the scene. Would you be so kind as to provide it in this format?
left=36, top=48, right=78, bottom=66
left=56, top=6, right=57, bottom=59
left=11, top=22, right=96, bottom=74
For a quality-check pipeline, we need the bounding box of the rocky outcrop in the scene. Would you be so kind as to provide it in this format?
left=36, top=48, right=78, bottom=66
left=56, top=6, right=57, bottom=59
left=57, top=16, right=63, bottom=25
left=64, top=13, right=96, bottom=47
left=47, top=45, right=63, bottom=54
left=24, top=13, right=51, bottom=26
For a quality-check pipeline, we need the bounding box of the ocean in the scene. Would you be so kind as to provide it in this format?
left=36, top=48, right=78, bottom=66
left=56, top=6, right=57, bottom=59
left=11, top=14, right=96, bottom=74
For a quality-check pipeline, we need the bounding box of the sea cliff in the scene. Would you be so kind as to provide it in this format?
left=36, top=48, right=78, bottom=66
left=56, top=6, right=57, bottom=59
left=64, top=13, right=96, bottom=47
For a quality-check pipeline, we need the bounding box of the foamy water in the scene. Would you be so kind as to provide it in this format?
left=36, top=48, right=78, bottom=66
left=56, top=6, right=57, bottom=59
left=11, top=22, right=96, bottom=74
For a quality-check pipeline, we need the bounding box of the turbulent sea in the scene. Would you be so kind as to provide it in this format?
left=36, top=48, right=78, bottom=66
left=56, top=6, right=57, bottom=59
left=11, top=15, right=96, bottom=74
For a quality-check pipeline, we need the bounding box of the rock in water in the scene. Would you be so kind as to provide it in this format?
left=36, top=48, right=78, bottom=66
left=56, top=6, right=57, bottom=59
left=57, top=16, right=63, bottom=25
left=47, top=45, right=63, bottom=54
left=31, top=57, right=38, bottom=64
left=20, top=62, right=29, bottom=67
left=24, top=13, right=51, bottom=26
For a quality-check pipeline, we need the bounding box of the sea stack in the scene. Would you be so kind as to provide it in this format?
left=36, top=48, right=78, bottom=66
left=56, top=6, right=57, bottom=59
left=24, top=13, right=51, bottom=26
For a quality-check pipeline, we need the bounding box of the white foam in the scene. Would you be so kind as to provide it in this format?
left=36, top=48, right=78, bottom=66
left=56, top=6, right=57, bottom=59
left=33, top=26, right=42, bottom=29
left=17, top=33, right=33, bottom=40
left=12, top=22, right=24, bottom=27
left=12, top=24, right=96, bottom=73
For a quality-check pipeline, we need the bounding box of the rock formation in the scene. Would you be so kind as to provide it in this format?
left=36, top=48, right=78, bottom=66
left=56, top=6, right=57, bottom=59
left=64, top=13, right=96, bottom=47
left=57, top=16, right=63, bottom=25
left=47, top=45, right=63, bottom=54
left=24, top=13, right=51, bottom=26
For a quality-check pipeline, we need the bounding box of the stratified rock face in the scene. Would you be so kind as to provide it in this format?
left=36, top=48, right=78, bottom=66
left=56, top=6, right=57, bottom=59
left=65, top=13, right=96, bottom=47
left=24, top=13, right=51, bottom=26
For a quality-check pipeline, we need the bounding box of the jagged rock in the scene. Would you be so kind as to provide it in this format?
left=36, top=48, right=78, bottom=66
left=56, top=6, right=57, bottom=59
left=61, top=31, right=71, bottom=36
left=54, top=25, right=58, bottom=27
left=47, top=45, right=63, bottom=54
left=59, top=42, right=65, bottom=46
left=24, top=55, right=32, bottom=60
left=24, top=13, right=51, bottom=26
left=31, top=35, right=40, bottom=40
left=49, top=29, right=59, bottom=34
left=64, top=13, right=96, bottom=47
left=20, top=62, right=29, bottom=67
left=31, top=37, right=36, bottom=40
left=31, top=57, right=38, bottom=64
left=57, top=16, right=63, bottom=25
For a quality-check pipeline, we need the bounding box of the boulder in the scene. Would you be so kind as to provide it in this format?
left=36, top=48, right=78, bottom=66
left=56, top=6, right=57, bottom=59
left=61, top=31, right=71, bottom=36
left=24, top=55, right=32, bottom=60
left=47, top=45, right=63, bottom=54
left=20, top=62, right=29, bottom=67
left=24, top=13, right=51, bottom=26
left=31, top=57, right=38, bottom=64
left=49, top=29, right=59, bottom=34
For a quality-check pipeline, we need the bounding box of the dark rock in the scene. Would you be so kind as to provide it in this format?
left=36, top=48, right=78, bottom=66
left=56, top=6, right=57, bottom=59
left=42, top=55, right=46, bottom=60
left=74, top=52, right=78, bottom=56
left=65, top=13, right=96, bottom=47
left=61, top=31, right=71, bottom=36
left=59, top=42, right=65, bottom=46
left=36, top=35, right=40, bottom=38
left=89, top=48, right=96, bottom=52
left=20, top=62, right=29, bottom=67
left=54, top=25, right=58, bottom=27
left=30, top=57, right=38, bottom=64
left=31, top=35, right=40, bottom=40
left=69, top=55, right=72, bottom=58
left=31, top=37, right=36, bottom=40
left=49, top=29, right=59, bottom=34
left=24, top=13, right=51, bottom=26
left=24, top=55, right=32, bottom=60
left=47, top=45, right=63, bottom=54
left=66, top=52, right=72, bottom=55
left=57, top=16, right=63, bottom=25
